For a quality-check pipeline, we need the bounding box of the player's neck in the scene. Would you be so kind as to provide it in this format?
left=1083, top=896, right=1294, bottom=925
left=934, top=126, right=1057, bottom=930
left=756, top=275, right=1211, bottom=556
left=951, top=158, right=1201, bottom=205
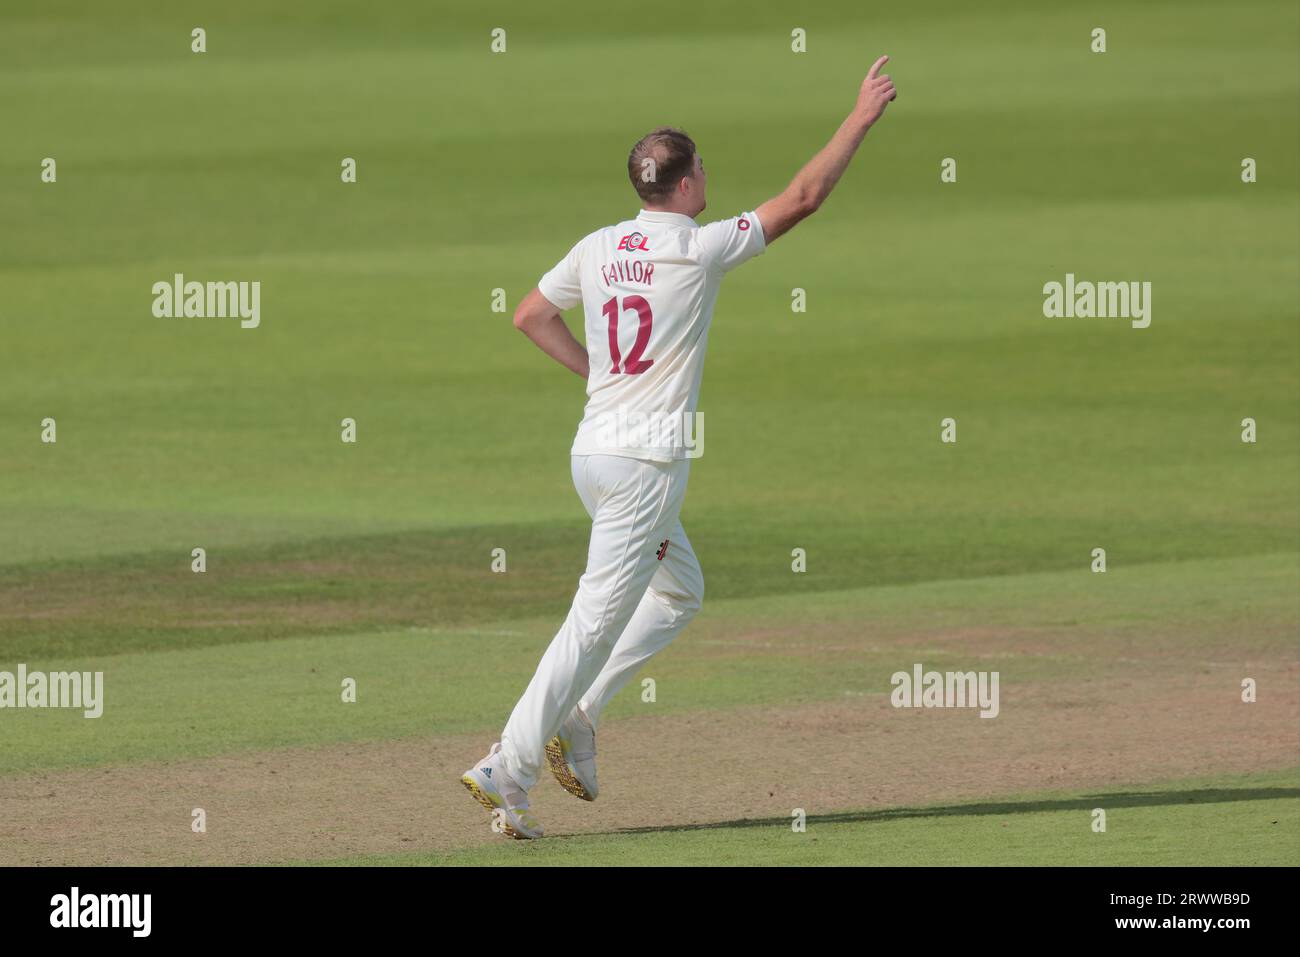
left=642, top=203, right=699, bottom=219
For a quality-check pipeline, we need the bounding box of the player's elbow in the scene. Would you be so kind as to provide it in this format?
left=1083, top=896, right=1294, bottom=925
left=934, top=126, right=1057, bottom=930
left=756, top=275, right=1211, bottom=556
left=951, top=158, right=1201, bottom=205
left=512, top=306, right=533, bottom=332
left=777, top=189, right=821, bottom=231
left=796, top=189, right=824, bottom=219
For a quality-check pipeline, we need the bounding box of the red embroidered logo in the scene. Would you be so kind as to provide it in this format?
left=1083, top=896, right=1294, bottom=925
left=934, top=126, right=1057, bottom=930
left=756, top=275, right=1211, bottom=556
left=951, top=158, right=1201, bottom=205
left=618, top=232, right=650, bottom=252
left=656, top=539, right=670, bottom=561
left=737, top=218, right=750, bottom=231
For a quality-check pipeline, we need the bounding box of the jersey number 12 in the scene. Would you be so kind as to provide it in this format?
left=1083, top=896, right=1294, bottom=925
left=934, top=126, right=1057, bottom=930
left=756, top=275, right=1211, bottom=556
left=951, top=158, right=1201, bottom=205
left=602, top=295, right=654, bottom=374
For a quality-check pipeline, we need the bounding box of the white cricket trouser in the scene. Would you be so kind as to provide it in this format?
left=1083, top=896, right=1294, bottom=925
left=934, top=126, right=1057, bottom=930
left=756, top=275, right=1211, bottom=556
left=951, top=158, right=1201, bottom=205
left=499, top=453, right=704, bottom=789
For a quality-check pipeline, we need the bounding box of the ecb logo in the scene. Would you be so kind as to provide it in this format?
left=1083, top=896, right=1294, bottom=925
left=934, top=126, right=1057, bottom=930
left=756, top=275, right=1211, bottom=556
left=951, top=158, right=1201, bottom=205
left=618, top=232, right=649, bottom=252
left=737, top=218, right=750, bottom=231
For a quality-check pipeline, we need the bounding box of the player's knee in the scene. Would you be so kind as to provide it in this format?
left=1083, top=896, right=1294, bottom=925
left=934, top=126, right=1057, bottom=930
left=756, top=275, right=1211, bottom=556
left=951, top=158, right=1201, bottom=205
left=568, top=594, right=616, bottom=653
left=680, top=574, right=704, bottom=617
left=571, top=616, right=621, bottom=655
left=576, top=628, right=615, bottom=655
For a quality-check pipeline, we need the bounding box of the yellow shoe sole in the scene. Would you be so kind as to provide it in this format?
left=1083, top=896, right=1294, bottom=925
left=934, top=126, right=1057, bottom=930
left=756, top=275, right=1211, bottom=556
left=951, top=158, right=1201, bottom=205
left=460, top=775, right=533, bottom=840
left=545, top=736, right=595, bottom=802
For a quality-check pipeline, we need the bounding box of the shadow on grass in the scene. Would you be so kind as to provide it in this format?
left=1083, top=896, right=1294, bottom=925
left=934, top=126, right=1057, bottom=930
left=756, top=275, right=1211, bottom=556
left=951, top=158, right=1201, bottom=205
left=8, top=519, right=1286, bottom=661
left=605, top=787, right=1300, bottom=836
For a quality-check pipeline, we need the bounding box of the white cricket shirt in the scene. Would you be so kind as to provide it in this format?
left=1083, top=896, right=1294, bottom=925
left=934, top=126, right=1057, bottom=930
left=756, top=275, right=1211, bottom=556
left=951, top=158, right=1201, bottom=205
left=537, top=208, right=767, bottom=462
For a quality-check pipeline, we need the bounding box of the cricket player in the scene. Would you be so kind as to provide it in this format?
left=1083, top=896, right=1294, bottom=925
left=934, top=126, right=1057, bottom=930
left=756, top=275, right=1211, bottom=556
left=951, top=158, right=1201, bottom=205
left=462, top=57, right=898, bottom=838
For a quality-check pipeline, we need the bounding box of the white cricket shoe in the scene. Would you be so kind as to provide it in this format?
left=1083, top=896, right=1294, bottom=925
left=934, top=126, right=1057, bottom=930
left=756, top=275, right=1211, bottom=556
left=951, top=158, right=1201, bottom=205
left=545, top=706, right=599, bottom=802
left=460, top=742, right=544, bottom=840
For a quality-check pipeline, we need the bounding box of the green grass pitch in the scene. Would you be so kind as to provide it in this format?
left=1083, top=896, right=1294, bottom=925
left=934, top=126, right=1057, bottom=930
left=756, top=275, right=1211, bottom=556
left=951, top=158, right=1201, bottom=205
left=0, top=0, right=1296, bottom=866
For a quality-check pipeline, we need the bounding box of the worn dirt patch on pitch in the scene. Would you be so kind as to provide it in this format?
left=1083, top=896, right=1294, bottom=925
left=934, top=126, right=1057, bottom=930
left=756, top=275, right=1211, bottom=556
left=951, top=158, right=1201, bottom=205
left=1, top=664, right=1295, bottom=865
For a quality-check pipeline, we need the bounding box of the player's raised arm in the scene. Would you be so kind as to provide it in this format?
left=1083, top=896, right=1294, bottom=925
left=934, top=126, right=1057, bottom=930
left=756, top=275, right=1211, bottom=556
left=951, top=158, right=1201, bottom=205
left=755, top=55, right=897, bottom=245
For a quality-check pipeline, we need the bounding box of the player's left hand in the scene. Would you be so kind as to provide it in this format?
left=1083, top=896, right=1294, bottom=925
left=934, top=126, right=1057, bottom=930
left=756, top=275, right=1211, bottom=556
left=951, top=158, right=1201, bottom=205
left=856, top=55, right=898, bottom=126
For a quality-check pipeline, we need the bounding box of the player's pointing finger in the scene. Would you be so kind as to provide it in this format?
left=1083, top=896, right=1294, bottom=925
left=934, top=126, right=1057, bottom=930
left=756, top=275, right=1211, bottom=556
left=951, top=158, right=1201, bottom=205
left=867, top=55, right=889, bottom=79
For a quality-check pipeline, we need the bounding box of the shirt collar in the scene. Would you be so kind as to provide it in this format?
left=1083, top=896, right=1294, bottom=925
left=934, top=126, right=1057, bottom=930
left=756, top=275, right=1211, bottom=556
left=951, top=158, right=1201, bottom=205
left=637, top=208, right=699, bottom=227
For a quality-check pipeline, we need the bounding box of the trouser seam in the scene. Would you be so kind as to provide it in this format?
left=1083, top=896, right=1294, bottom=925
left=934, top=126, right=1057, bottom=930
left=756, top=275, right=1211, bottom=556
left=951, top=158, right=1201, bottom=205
left=589, top=462, right=676, bottom=637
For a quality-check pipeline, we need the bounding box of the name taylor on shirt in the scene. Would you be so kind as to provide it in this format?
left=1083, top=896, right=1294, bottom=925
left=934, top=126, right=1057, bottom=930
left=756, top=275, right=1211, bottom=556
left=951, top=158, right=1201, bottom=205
left=600, top=259, right=655, bottom=289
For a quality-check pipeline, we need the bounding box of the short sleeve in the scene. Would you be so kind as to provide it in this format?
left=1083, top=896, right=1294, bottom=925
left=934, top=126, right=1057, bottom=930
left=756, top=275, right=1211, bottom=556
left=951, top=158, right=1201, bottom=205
left=537, top=239, right=584, bottom=310
left=696, top=211, right=767, bottom=274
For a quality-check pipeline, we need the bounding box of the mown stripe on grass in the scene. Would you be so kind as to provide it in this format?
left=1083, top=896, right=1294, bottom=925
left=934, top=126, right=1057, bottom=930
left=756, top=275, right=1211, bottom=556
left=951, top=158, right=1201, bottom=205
left=2, top=553, right=1295, bottom=775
